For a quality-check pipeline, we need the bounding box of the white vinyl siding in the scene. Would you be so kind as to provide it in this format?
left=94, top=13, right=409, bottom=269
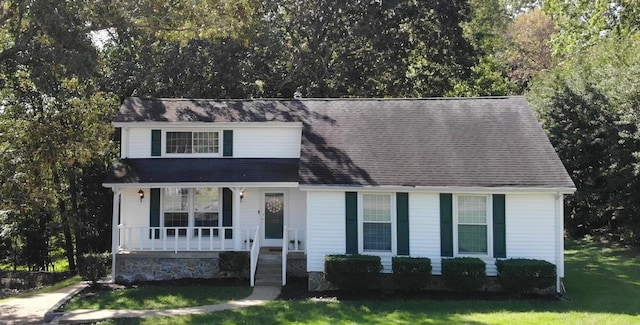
left=306, top=191, right=345, bottom=272
left=408, top=193, right=441, bottom=274
left=233, top=127, right=301, bottom=158
left=506, top=194, right=557, bottom=264
left=127, top=128, right=151, bottom=158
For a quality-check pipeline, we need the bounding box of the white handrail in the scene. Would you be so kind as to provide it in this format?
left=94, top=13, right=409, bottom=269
left=249, top=225, right=260, bottom=287
left=282, top=226, right=288, bottom=286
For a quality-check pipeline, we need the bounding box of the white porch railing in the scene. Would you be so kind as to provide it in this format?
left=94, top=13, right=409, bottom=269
left=249, top=225, right=260, bottom=287
left=285, top=227, right=305, bottom=252
left=118, top=225, right=255, bottom=253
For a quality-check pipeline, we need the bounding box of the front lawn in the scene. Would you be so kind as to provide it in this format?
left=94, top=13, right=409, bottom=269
left=98, top=239, right=639, bottom=324
left=64, top=282, right=252, bottom=310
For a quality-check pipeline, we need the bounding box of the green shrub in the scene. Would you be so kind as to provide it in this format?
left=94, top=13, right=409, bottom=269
left=496, top=258, right=556, bottom=294
left=324, top=254, right=382, bottom=291
left=441, top=257, right=486, bottom=291
left=77, top=252, right=110, bottom=287
left=219, top=252, right=249, bottom=279
left=392, top=257, right=431, bottom=291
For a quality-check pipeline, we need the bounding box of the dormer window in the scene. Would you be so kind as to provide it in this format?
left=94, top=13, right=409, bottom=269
left=166, top=131, right=219, bottom=154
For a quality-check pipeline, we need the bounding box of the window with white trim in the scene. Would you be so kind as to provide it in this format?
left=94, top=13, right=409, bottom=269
left=456, top=195, right=489, bottom=255
left=362, top=193, right=393, bottom=252
left=166, top=131, right=219, bottom=154
left=163, top=187, right=220, bottom=237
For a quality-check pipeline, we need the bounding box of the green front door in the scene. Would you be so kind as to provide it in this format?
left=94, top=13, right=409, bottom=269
left=264, top=193, right=284, bottom=239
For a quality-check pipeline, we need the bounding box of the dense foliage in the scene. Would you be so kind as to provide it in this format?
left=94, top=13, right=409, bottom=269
left=218, top=252, right=250, bottom=279
left=496, top=258, right=556, bottom=294
left=324, top=254, right=382, bottom=291
left=77, top=252, right=111, bottom=287
left=441, top=257, right=486, bottom=291
left=392, top=257, right=432, bottom=292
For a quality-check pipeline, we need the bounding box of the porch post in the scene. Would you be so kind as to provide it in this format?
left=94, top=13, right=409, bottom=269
left=111, top=188, right=121, bottom=283
left=230, top=187, right=245, bottom=250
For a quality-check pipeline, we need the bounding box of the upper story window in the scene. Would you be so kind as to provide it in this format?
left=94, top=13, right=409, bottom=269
left=456, top=195, right=490, bottom=255
left=166, top=131, right=219, bottom=154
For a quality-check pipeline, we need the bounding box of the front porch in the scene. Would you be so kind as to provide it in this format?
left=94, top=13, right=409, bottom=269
left=110, top=186, right=307, bottom=286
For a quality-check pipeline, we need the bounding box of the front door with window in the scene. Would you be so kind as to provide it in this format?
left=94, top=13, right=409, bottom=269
left=263, top=192, right=284, bottom=245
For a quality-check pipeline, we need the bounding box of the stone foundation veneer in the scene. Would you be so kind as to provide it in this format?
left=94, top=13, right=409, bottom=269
left=116, top=251, right=307, bottom=284
left=115, top=252, right=224, bottom=283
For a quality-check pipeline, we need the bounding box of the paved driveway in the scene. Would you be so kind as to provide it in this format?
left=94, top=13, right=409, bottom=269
left=0, top=283, right=85, bottom=324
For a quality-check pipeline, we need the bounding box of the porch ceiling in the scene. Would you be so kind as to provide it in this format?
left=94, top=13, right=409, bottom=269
left=104, top=158, right=299, bottom=185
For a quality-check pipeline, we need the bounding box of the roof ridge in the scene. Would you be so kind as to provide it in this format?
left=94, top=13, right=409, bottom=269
left=129, top=96, right=524, bottom=102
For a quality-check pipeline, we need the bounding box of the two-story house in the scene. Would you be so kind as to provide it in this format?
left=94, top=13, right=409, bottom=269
left=103, top=97, right=575, bottom=291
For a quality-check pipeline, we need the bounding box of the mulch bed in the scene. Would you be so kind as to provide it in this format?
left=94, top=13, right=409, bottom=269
left=278, top=277, right=560, bottom=301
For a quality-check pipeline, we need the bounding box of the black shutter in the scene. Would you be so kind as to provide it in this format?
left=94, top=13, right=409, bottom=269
left=440, top=193, right=453, bottom=257
left=149, top=188, right=160, bottom=239
left=223, top=130, right=233, bottom=157
left=222, top=188, right=233, bottom=239
left=396, top=192, right=409, bottom=255
left=493, top=194, right=506, bottom=258
left=151, top=130, right=161, bottom=156
left=345, top=192, right=358, bottom=254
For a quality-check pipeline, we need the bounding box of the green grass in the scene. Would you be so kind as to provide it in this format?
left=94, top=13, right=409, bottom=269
left=97, top=239, right=640, bottom=324
left=64, top=285, right=253, bottom=310
left=0, top=275, right=82, bottom=303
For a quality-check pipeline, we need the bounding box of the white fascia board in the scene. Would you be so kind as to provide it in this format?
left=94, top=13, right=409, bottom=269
left=298, top=185, right=576, bottom=194
left=112, top=122, right=303, bottom=128
left=103, top=182, right=299, bottom=189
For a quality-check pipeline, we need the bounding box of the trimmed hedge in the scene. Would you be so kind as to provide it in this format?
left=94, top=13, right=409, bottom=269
left=78, top=252, right=110, bottom=287
left=324, top=254, right=382, bottom=290
left=441, top=257, right=486, bottom=291
left=392, top=257, right=431, bottom=291
left=219, top=251, right=249, bottom=279
left=496, top=258, right=556, bottom=294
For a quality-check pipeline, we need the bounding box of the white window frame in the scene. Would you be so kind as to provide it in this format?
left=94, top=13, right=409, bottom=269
left=161, top=187, right=222, bottom=237
left=453, top=194, right=493, bottom=257
left=358, top=192, right=396, bottom=255
left=162, top=129, right=222, bottom=157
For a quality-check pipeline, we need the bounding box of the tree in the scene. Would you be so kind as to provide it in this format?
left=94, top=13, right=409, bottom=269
left=505, top=9, right=556, bottom=90
left=450, top=0, right=518, bottom=96
left=528, top=37, right=640, bottom=243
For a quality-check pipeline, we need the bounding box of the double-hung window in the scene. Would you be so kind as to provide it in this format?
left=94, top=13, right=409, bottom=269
left=163, top=187, right=220, bottom=237
left=456, top=195, right=490, bottom=255
left=362, top=193, right=393, bottom=252
left=163, top=188, right=189, bottom=237
left=166, top=131, right=219, bottom=154
left=193, top=188, right=219, bottom=236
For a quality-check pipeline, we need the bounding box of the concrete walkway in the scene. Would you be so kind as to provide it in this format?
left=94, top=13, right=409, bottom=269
left=56, top=286, right=281, bottom=324
left=0, top=283, right=87, bottom=325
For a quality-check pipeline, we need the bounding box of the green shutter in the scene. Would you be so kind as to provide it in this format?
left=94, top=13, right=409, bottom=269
left=151, top=130, right=161, bottom=156
left=345, top=192, right=358, bottom=254
left=396, top=192, right=409, bottom=255
left=149, top=188, right=160, bottom=239
left=493, top=194, right=506, bottom=258
left=222, top=188, right=233, bottom=239
left=223, top=130, right=233, bottom=157
left=440, top=193, right=453, bottom=257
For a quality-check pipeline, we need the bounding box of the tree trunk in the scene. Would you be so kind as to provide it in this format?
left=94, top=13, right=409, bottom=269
left=55, top=172, right=76, bottom=271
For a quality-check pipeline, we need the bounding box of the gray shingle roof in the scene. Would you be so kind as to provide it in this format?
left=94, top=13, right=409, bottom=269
left=105, top=158, right=299, bottom=184
left=113, top=97, right=575, bottom=189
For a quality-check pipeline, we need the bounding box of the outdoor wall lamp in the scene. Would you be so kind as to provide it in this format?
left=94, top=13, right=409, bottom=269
left=240, top=190, right=245, bottom=202
left=138, top=189, right=144, bottom=202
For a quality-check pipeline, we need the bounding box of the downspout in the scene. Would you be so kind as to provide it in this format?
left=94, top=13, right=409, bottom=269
left=555, top=192, right=565, bottom=294
left=111, top=189, right=121, bottom=283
